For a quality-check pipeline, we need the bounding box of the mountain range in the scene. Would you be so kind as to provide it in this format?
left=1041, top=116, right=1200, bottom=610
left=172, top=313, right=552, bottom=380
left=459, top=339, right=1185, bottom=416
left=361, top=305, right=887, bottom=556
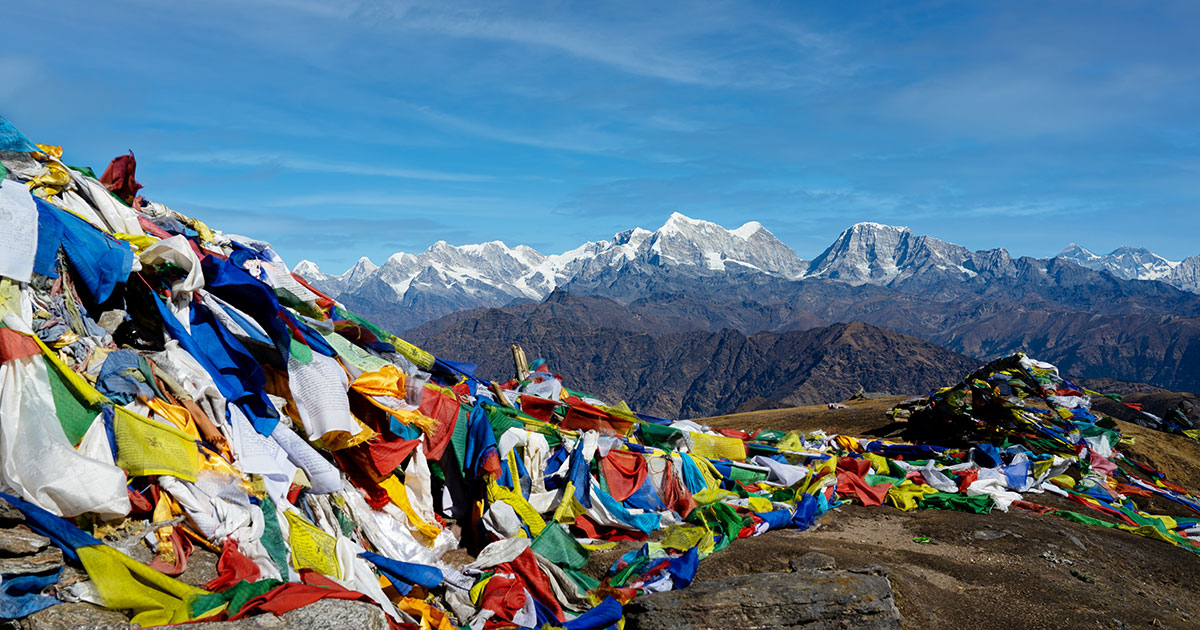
left=297, top=215, right=1200, bottom=397
left=1056, top=244, right=1200, bottom=293
left=296, top=214, right=1200, bottom=331
left=294, top=213, right=809, bottom=331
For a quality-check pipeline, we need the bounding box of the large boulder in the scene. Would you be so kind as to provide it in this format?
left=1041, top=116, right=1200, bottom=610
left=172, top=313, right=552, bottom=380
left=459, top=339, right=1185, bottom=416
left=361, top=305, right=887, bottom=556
left=624, top=567, right=901, bottom=630
left=183, top=599, right=389, bottom=630
left=17, top=603, right=133, bottom=630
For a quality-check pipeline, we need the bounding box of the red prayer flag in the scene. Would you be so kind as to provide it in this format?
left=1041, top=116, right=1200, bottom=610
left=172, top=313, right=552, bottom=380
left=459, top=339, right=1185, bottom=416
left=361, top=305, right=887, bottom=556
left=204, top=539, right=261, bottom=592
left=599, top=450, right=648, bottom=502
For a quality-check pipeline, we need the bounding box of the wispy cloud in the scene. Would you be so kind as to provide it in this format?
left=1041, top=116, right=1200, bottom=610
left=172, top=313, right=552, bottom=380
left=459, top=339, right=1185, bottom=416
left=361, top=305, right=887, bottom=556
left=240, top=0, right=731, bottom=85
left=389, top=99, right=630, bottom=155
left=211, top=0, right=855, bottom=89
left=962, top=200, right=1098, bottom=219
left=265, top=192, right=498, bottom=209
left=160, top=149, right=494, bottom=182
left=405, top=12, right=721, bottom=86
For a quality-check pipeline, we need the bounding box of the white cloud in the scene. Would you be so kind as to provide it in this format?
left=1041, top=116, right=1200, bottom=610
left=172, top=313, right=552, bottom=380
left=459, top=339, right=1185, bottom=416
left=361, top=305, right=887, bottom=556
left=160, top=149, right=494, bottom=182
left=264, top=191, right=498, bottom=209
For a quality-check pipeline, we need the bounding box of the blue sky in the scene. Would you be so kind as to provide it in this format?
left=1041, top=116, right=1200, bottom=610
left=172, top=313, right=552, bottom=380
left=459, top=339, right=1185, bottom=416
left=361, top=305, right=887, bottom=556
left=3, top=1, right=1198, bottom=272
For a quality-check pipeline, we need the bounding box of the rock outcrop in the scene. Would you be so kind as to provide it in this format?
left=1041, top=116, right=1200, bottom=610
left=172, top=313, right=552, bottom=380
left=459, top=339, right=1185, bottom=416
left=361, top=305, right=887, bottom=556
left=624, top=566, right=901, bottom=630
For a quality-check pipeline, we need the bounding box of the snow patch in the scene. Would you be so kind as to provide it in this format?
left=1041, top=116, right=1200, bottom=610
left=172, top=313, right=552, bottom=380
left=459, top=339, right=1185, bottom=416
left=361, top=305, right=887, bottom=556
left=292, top=260, right=321, bottom=275
left=731, top=221, right=763, bottom=239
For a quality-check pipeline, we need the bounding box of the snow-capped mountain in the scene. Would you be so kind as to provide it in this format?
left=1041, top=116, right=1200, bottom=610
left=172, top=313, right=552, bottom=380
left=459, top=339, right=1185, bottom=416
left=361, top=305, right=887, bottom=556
left=1056, top=244, right=1102, bottom=267
left=645, top=212, right=806, bottom=277
left=294, top=256, right=378, bottom=296
left=804, top=222, right=980, bottom=286
left=566, top=212, right=808, bottom=285
left=1056, top=244, right=1200, bottom=292
left=804, top=225, right=1200, bottom=294
left=294, top=212, right=803, bottom=330
left=296, top=241, right=571, bottom=333
left=1057, top=244, right=1177, bottom=281
left=1171, top=255, right=1200, bottom=293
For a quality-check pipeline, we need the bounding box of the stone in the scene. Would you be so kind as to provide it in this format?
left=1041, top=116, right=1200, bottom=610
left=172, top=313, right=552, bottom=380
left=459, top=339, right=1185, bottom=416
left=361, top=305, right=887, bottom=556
left=625, top=569, right=902, bottom=630
left=789, top=551, right=837, bottom=572
left=0, top=547, right=62, bottom=576
left=95, top=310, right=126, bottom=332
left=174, top=543, right=220, bottom=589
left=0, top=497, right=26, bottom=524
left=277, top=599, right=389, bottom=630
left=971, top=529, right=1006, bottom=540
left=847, top=565, right=890, bottom=577
left=55, top=565, right=88, bottom=589
left=0, top=528, right=50, bottom=555
left=183, top=599, right=389, bottom=630
left=1040, top=550, right=1074, bottom=566
left=17, top=602, right=134, bottom=630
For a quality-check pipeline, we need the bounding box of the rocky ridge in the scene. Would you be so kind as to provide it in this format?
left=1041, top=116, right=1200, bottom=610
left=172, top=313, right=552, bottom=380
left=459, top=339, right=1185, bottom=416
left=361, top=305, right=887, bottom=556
left=407, top=296, right=978, bottom=418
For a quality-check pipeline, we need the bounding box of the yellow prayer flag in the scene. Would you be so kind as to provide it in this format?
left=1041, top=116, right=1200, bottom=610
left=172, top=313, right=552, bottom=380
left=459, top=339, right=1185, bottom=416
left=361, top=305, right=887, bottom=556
left=379, top=476, right=442, bottom=542
left=885, top=482, right=940, bottom=511
left=864, top=452, right=890, bottom=476
left=690, top=433, right=746, bottom=461
left=745, top=496, right=774, bottom=513
left=77, top=544, right=208, bottom=627
left=112, top=232, right=159, bottom=251
left=113, top=407, right=199, bottom=482
left=284, top=510, right=343, bottom=579
left=552, top=481, right=590, bottom=524
left=396, top=596, right=456, bottom=630
left=145, top=398, right=201, bottom=440
left=389, top=336, right=436, bottom=372
left=469, top=575, right=492, bottom=606
left=33, top=335, right=108, bottom=406
left=834, top=435, right=863, bottom=453
left=659, top=524, right=714, bottom=555
left=486, top=478, right=546, bottom=536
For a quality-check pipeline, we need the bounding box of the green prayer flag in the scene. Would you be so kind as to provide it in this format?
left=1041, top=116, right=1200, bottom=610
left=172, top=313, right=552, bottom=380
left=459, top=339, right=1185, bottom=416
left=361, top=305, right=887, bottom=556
left=864, top=473, right=905, bottom=486
left=752, top=429, right=787, bottom=444
left=1054, top=510, right=1118, bottom=528
left=919, top=492, right=994, bottom=514
left=639, top=422, right=685, bottom=451
left=66, top=164, right=96, bottom=179
left=190, top=578, right=283, bottom=616
left=531, top=522, right=589, bottom=570
left=44, top=356, right=99, bottom=445
left=258, top=495, right=291, bottom=578
left=485, top=406, right=525, bottom=443
left=563, top=567, right=600, bottom=593
left=726, top=465, right=767, bottom=484
left=450, top=407, right=471, bottom=475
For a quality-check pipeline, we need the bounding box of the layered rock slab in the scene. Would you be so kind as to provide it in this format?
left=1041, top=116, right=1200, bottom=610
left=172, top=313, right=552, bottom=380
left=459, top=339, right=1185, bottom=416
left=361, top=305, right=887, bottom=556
left=624, top=567, right=901, bottom=630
